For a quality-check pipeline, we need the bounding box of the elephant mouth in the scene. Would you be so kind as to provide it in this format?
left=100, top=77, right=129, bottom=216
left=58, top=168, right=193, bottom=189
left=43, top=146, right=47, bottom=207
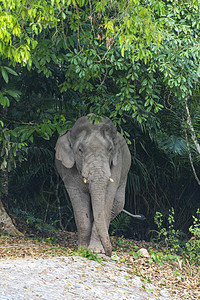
left=82, top=177, right=114, bottom=184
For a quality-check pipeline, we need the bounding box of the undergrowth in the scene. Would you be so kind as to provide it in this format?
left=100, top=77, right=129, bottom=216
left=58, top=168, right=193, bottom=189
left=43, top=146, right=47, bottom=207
left=72, top=248, right=102, bottom=262
left=11, top=206, right=200, bottom=268
left=153, top=208, right=200, bottom=266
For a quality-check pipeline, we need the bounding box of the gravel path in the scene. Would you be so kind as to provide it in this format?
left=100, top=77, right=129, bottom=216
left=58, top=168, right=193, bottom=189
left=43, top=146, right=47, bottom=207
left=0, top=256, right=175, bottom=300
left=0, top=256, right=172, bottom=300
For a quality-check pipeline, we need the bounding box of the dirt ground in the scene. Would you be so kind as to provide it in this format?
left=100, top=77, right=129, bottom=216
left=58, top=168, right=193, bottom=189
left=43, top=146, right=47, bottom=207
left=0, top=232, right=199, bottom=299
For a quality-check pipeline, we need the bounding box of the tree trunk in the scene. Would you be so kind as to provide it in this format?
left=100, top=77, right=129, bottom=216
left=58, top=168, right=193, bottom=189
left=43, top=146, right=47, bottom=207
left=0, top=105, right=23, bottom=236
left=0, top=168, right=23, bottom=236
left=0, top=197, right=23, bottom=236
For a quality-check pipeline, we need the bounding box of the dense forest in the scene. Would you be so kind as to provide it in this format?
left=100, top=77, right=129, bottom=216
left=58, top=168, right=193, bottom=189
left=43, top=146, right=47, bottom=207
left=0, top=0, right=200, bottom=252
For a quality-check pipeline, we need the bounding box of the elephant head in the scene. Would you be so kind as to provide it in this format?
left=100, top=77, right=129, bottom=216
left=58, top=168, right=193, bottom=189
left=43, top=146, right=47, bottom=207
left=55, top=116, right=119, bottom=256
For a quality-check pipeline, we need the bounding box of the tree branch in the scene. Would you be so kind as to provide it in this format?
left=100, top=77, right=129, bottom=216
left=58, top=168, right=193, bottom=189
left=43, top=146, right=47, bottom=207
left=184, top=100, right=200, bottom=185
left=185, top=102, right=200, bottom=154
left=184, top=128, right=200, bottom=185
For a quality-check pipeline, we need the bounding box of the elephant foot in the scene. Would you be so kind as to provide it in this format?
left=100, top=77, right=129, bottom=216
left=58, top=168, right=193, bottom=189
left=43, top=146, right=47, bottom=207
left=88, top=239, right=105, bottom=255
left=78, top=240, right=89, bottom=250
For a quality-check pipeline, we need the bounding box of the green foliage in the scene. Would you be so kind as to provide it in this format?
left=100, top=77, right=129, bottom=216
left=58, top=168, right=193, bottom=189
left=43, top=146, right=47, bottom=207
left=131, top=249, right=143, bottom=259
left=73, top=248, right=102, bottom=262
left=0, top=0, right=200, bottom=124
left=12, top=208, right=57, bottom=233
left=0, top=0, right=164, bottom=67
left=111, top=235, right=125, bottom=252
left=0, top=64, right=19, bottom=109
left=185, top=209, right=200, bottom=265
left=98, top=0, right=164, bottom=62
left=8, top=142, right=76, bottom=232
left=25, top=214, right=56, bottom=232
left=154, top=209, right=200, bottom=266
left=148, top=249, right=164, bottom=265
left=0, top=0, right=200, bottom=250
left=0, top=0, right=59, bottom=64
left=110, top=212, right=131, bottom=236
left=154, top=209, right=183, bottom=252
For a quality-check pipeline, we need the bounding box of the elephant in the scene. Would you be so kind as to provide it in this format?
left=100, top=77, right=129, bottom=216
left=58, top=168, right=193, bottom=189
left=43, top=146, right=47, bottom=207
left=55, top=115, right=142, bottom=257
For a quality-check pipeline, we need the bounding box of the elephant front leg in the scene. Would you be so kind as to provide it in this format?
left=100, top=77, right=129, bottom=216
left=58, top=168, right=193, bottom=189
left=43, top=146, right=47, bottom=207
left=66, top=187, right=92, bottom=249
left=88, top=224, right=105, bottom=254
left=89, top=193, right=116, bottom=254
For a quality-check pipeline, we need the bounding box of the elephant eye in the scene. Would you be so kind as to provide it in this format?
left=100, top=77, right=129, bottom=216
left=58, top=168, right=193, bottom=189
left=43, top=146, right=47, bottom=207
left=78, top=146, right=83, bottom=155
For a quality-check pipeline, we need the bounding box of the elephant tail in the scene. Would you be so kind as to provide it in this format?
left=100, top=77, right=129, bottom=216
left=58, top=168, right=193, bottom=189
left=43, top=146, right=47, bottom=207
left=122, top=209, right=146, bottom=220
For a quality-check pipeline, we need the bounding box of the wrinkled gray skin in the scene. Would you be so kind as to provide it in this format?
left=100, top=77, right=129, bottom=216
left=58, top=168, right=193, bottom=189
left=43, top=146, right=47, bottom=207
left=55, top=115, right=131, bottom=257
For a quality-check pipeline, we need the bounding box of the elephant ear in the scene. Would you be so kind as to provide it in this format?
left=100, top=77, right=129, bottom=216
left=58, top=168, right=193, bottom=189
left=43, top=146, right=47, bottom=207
left=102, top=123, right=118, bottom=167
left=112, top=150, right=118, bottom=166
left=55, top=130, right=75, bottom=168
left=100, top=120, right=119, bottom=166
left=112, top=132, right=123, bottom=166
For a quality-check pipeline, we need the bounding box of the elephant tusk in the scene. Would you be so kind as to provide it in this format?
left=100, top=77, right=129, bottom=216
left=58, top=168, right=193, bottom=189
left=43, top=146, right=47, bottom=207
left=83, top=178, right=87, bottom=183
left=109, top=177, right=114, bottom=183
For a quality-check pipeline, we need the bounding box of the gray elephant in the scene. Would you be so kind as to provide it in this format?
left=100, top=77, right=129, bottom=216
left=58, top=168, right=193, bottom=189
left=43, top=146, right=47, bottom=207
left=55, top=115, right=133, bottom=257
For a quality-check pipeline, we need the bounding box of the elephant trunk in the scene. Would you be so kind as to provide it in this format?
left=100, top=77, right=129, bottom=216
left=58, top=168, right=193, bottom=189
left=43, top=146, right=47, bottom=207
left=89, top=175, right=112, bottom=257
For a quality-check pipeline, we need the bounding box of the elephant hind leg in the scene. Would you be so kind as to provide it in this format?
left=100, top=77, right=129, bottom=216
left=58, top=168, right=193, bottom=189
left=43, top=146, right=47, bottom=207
left=111, top=182, right=126, bottom=221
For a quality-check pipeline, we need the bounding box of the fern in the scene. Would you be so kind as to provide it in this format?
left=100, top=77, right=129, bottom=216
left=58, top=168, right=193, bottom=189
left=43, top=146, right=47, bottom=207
left=157, top=135, right=188, bottom=155
left=110, top=212, right=131, bottom=236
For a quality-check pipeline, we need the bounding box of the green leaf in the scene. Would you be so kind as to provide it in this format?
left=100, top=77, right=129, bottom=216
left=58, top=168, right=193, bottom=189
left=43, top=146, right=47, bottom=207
left=109, top=69, right=113, bottom=76
left=1, top=68, right=9, bottom=83
left=6, top=90, right=20, bottom=99
left=3, top=131, right=10, bottom=141
left=121, top=46, right=125, bottom=57
left=4, top=67, right=18, bottom=76
left=0, top=96, right=10, bottom=108
left=1, top=159, right=7, bottom=170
